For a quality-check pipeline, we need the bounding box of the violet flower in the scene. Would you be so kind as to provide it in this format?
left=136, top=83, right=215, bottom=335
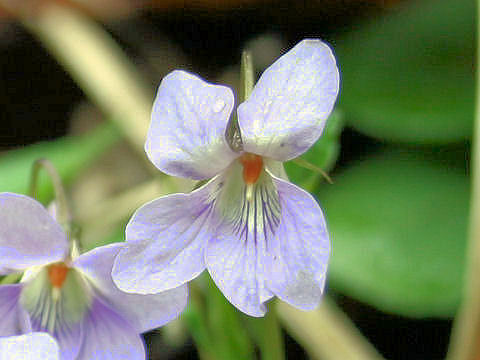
left=0, top=333, right=59, bottom=360
left=112, top=39, right=340, bottom=316
left=0, top=192, right=188, bottom=359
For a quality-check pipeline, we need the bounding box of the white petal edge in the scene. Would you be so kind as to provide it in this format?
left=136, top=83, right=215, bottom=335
left=0, top=333, right=59, bottom=360
left=237, top=39, right=340, bottom=161
left=75, top=243, right=188, bottom=333
left=0, top=193, right=69, bottom=274
left=146, top=70, right=238, bottom=180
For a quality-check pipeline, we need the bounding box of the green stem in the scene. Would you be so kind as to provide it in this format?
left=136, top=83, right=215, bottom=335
left=29, top=159, right=72, bottom=235
left=250, top=303, right=285, bottom=360
left=446, top=1, right=480, bottom=359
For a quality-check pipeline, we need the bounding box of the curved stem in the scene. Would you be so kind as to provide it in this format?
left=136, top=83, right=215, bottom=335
left=29, top=159, right=72, bottom=235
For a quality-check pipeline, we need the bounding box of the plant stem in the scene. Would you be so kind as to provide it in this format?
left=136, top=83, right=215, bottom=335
left=446, top=1, right=480, bottom=358
left=29, top=159, right=72, bottom=233
left=277, top=298, right=384, bottom=360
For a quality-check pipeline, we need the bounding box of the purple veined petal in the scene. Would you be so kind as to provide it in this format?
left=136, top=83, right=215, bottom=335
left=0, top=333, right=60, bottom=360
left=112, top=177, right=222, bottom=294
left=237, top=39, right=340, bottom=161
left=205, top=164, right=281, bottom=316
left=146, top=70, right=239, bottom=180
left=74, top=243, right=188, bottom=333
left=0, top=193, right=69, bottom=275
left=20, top=267, right=92, bottom=360
left=76, top=296, right=146, bottom=360
left=0, top=284, right=31, bottom=337
left=265, top=174, right=330, bottom=310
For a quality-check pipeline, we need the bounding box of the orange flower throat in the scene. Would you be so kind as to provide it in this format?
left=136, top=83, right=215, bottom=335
left=239, top=153, right=263, bottom=185
left=48, top=263, right=70, bottom=289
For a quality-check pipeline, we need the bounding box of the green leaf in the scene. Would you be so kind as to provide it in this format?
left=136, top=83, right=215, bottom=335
left=320, top=151, right=469, bottom=317
left=284, top=110, right=343, bottom=185
left=0, top=122, right=120, bottom=202
left=334, top=0, right=474, bottom=143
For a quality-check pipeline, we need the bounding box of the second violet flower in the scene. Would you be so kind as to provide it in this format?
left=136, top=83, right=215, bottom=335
left=112, top=39, right=340, bottom=317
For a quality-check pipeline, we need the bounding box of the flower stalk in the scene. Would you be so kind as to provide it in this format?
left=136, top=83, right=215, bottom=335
left=29, top=158, right=72, bottom=235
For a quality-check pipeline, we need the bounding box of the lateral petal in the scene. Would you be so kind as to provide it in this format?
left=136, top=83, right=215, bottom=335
left=237, top=39, right=339, bottom=161
left=266, top=176, right=330, bottom=310
left=75, top=243, right=188, bottom=333
left=146, top=70, right=238, bottom=180
left=112, top=178, right=221, bottom=294
left=0, top=193, right=68, bottom=274
left=0, top=284, right=30, bottom=337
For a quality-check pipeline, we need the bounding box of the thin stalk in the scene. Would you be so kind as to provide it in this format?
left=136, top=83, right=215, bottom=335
left=446, top=1, right=480, bottom=358
left=29, top=159, right=72, bottom=233
left=277, top=298, right=384, bottom=360
left=0, top=1, right=152, bottom=153
left=248, top=303, right=284, bottom=360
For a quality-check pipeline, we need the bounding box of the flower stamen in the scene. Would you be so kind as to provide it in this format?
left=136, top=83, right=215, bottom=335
left=239, top=153, right=263, bottom=202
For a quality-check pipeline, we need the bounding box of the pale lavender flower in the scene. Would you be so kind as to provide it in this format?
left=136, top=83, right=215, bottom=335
left=0, top=192, right=188, bottom=359
left=0, top=333, right=59, bottom=360
left=112, top=39, right=340, bottom=317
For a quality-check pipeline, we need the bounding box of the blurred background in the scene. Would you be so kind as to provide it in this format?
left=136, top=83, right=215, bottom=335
left=0, top=0, right=474, bottom=359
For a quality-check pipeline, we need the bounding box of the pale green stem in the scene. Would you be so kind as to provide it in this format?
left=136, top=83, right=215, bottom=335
left=277, top=298, right=385, bottom=360
left=0, top=1, right=152, bottom=153
left=240, top=50, right=255, bottom=101
left=446, top=1, right=480, bottom=359
left=29, top=159, right=72, bottom=235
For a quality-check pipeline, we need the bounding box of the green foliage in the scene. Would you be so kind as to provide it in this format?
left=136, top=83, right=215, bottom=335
left=284, top=110, right=343, bottom=185
left=335, top=0, right=474, bottom=143
left=0, top=123, right=120, bottom=202
left=320, top=151, right=469, bottom=317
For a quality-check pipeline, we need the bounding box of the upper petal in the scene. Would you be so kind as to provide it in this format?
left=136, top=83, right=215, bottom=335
left=237, top=39, right=340, bottom=161
left=146, top=70, right=238, bottom=180
left=76, top=297, right=146, bottom=360
left=0, top=193, right=68, bottom=274
left=74, top=243, right=188, bottom=334
left=265, top=175, right=330, bottom=310
left=0, top=333, right=59, bottom=360
left=112, top=178, right=221, bottom=294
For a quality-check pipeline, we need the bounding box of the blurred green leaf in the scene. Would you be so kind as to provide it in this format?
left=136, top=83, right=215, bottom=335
left=205, top=278, right=254, bottom=360
left=0, top=123, right=120, bottom=202
left=285, top=110, right=343, bottom=186
left=334, top=0, right=474, bottom=143
left=321, top=151, right=469, bottom=317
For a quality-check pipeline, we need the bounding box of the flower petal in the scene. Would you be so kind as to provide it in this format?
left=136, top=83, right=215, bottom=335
left=265, top=175, right=330, bottom=310
left=76, top=297, right=146, bottom=360
left=75, top=243, right=188, bottom=333
left=146, top=70, right=238, bottom=180
left=205, top=165, right=280, bottom=316
left=237, top=39, right=340, bottom=161
left=0, top=285, right=31, bottom=337
left=0, top=333, right=59, bottom=360
left=0, top=193, right=68, bottom=274
left=23, top=268, right=90, bottom=360
left=112, top=178, right=220, bottom=294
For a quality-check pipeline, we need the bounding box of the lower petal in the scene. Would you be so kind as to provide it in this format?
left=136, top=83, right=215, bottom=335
left=0, top=284, right=30, bottom=336
left=76, top=297, right=146, bottom=360
left=0, top=333, right=59, bottom=360
left=266, top=176, right=330, bottom=310
left=112, top=178, right=221, bottom=294
left=75, top=243, right=188, bottom=334
left=206, top=227, right=274, bottom=317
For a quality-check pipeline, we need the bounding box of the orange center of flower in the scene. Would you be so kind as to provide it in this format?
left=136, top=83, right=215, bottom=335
left=47, top=263, right=70, bottom=289
left=239, top=153, right=263, bottom=185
